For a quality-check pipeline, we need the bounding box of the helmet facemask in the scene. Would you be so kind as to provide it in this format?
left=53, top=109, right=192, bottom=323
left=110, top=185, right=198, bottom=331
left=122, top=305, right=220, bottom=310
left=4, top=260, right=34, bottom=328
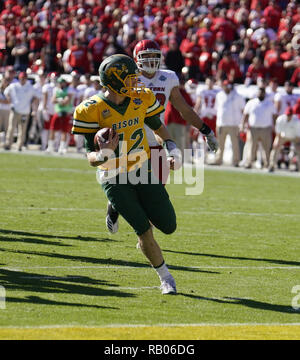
left=136, top=50, right=161, bottom=74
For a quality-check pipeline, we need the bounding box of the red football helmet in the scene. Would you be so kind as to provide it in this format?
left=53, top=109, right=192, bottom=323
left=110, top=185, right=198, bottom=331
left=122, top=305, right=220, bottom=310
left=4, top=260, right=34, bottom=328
left=133, top=39, right=162, bottom=74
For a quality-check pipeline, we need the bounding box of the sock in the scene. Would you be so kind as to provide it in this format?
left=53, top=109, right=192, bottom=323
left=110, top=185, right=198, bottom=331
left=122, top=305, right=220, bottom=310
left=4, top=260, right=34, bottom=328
left=41, top=130, right=48, bottom=150
left=154, top=261, right=171, bottom=281
left=59, top=141, right=67, bottom=150
left=47, top=139, right=54, bottom=151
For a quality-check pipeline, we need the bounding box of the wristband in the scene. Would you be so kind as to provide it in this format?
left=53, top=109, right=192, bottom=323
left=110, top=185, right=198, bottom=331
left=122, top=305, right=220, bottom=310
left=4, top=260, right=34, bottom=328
left=199, top=122, right=212, bottom=136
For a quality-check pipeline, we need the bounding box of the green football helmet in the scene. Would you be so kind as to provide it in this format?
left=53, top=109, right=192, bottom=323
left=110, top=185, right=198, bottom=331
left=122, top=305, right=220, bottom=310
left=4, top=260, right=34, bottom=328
left=99, top=54, right=144, bottom=98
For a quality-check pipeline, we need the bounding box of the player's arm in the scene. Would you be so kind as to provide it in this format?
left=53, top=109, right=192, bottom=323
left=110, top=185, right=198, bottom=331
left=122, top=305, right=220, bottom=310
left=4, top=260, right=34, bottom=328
left=169, top=86, right=218, bottom=152
left=274, top=98, right=281, bottom=115
left=241, top=113, right=249, bottom=131
left=84, top=131, right=119, bottom=167
left=193, top=94, right=202, bottom=114
left=145, top=115, right=181, bottom=170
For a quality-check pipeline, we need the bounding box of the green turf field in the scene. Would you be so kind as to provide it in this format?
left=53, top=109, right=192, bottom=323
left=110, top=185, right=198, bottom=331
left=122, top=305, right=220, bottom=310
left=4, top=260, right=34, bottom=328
left=0, top=152, right=300, bottom=339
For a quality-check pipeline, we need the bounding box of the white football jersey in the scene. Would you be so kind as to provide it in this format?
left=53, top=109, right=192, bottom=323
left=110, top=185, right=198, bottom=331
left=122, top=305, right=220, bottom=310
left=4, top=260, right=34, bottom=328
left=195, top=87, right=219, bottom=118
left=34, top=82, right=44, bottom=112
left=140, top=69, right=179, bottom=146
left=42, top=82, right=55, bottom=115
left=274, top=92, right=299, bottom=115
left=275, top=114, right=300, bottom=139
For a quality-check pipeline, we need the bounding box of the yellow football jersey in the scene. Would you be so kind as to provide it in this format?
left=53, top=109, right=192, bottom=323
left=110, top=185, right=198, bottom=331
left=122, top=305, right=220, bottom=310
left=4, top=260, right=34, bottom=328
left=72, top=88, right=164, bottom=173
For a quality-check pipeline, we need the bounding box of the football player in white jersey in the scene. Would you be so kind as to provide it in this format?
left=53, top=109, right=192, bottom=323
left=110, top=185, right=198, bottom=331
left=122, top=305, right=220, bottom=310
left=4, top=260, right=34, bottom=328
left=269, top=106, right=300, bottom=172
left=68, top=72, right=85, bottom=153
left=274, top=81, right=299, bottom=116
left=106, top=39, right=218, bottom=234
left=194, top=77, right=219, bottom=136
left=41, top=72, right=56, bottom=151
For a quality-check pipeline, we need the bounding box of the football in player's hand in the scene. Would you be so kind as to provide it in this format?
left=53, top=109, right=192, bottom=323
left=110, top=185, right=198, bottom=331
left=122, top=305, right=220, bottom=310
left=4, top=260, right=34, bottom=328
left=94, top=128, right=117, bottom=150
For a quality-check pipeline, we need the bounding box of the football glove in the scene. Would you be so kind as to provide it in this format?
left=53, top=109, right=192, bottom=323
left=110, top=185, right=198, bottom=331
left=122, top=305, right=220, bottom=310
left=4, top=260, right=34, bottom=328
left=205, top=130, right=219, bottom=152
left=163, top=139, right=182, bottom=170
left=200, top=123, right=219, bottom=152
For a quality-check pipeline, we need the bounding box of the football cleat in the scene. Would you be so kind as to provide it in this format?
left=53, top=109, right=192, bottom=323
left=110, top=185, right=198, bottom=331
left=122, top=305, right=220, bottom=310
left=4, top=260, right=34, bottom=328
left=106, top=201, right=119, bottom=234
left=160, top=275, right=177, bottom=295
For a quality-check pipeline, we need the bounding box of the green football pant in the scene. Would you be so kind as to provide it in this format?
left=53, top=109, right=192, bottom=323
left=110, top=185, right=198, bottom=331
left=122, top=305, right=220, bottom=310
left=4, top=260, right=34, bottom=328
left=101, top=181, right=177, bottom=236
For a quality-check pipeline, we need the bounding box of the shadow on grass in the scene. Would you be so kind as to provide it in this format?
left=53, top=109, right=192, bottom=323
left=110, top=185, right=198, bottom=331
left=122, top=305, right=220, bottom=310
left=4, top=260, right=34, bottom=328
left=180, top=293, right=299, bottom=315
left=163, top=249, right=300, bottom=267
left=0, top=268, right=134, bottom=309
left=0, top=247, right=219, bottom=275
left=0, top=229, right=118, bottom=245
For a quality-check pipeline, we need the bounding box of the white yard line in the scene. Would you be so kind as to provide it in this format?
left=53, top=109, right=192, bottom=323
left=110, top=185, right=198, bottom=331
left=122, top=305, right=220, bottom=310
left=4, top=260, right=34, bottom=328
left=0, top=206, right=299, bottom=218
left=0, top=322, right=300, bottom=330
left=1, top=265, right=300, bottom=271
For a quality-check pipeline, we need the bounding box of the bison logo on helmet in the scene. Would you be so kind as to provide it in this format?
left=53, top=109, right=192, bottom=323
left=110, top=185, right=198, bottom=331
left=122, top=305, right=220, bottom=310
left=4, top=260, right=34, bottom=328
left=105, top=64, right=128, bottom=79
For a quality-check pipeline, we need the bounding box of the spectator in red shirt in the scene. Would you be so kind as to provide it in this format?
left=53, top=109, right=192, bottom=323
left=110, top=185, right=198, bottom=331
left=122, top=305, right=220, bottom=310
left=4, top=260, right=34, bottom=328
left=198, top=45, right=213, bottom=80
left=245, top=56, right=266, bottom=85
left=216, top=50, right=242, bottom=83
left=264, top=40, right=286, bottom=85
left=212, top=8, right=236, bottom=43
left=88, top=28, right=108, bottom=74
left=291, top=67, right=300, bottom=87
left=250, top=0, right=269, bottom=10
left=263, top=0, right=282, bottom=30
left=180, top=31, right=202, bottom=81
left=264, top=40, right=280, bottom=68
left=28, top=20, right=45, bottom=54
left=68, top=37, right=91, bottom=74
left=197, top=18, right=215, bottom=51
left=56, top=20, right=70, bottom=55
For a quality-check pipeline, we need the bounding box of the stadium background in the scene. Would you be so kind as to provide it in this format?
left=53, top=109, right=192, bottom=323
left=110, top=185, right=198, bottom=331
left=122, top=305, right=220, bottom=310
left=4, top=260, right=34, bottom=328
left=0, top=0, right=300, bottom=161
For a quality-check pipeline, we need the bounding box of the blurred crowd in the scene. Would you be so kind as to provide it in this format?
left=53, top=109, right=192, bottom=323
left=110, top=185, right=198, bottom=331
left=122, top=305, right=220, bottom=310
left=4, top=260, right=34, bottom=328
left=0, top=0, right=299, bottom=84
left=0, top=0, right=300, bottom=172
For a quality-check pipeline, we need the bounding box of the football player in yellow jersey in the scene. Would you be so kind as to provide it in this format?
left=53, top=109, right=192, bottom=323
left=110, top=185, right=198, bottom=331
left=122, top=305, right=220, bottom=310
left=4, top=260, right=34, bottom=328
left=72, top=54, right=180, bottom=294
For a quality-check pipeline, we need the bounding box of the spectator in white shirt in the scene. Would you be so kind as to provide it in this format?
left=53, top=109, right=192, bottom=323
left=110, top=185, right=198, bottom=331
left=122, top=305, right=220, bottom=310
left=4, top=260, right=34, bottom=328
left=4, top=72, right=38, bottom=151
left=242, top=87, right=277, bottom=169
left=274, top=81, right=299, bottom=116
left=269, top=107, right=300, bottom=172
left=213, top=80, right=245, bottom=166
left=251, top=18, right=277, bottom=44
left=0, top=77, right=11, bottom=145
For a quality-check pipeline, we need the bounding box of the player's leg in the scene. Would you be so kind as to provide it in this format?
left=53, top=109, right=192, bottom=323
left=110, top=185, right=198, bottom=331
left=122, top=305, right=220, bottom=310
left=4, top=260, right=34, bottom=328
left=106, top=200, right=119, bottom=234
left=135, top=180, right=177, bottom=294
left=294, top=141, right=300, bottom=171
left=106, top=147, right=170, bottom=234
left=4, top=110, right=17, bottom=150
left=229, top=126, right=240, bottom=167
left=260, top=127, right=272, bottom=168
left=214, top=126, right=226, bottom=165
left=137, top=181, right=177, bottom=235
left=269, top=135, right=285, bottom=172
left=46, top=114, right=59, bottom=152
left=102, top=181, right=176, bottom=294
left=137, top=226, right=176, bottom=295
left=245, top=128, right=257, bottom=168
